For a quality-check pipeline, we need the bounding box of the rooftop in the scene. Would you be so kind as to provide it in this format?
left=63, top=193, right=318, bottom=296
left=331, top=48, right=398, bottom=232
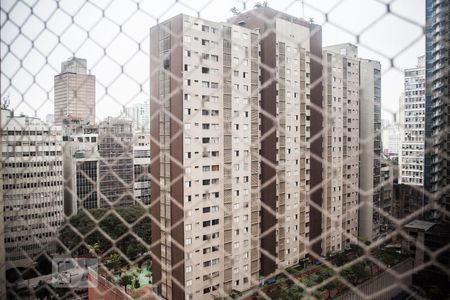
left=404, top=219, right=436, bottom=232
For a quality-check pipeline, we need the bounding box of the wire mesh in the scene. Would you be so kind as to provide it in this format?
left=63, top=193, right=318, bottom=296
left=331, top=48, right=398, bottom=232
left=1, top=0, right=449, bottom=299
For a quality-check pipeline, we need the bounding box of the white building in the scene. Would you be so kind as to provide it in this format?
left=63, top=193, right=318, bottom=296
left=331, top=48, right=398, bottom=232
left=133, top=133, right=150, bottom=205
left=1, top=109, right=64, bottom=269
left=123, top=101, right=150, bottom=132
left=322, top=44, right=361, bottom=253
left=399, top=56, right=425, bottom=186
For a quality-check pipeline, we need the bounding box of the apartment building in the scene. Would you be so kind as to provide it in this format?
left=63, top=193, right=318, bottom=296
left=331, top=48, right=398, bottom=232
left=232, top=6, right=322, bottom=270
left=133, top=133, right=151, bottom=205
left=321, top=44, right=360, bottom=254
left=399, top=56, right=425, bottom=186
left=150, top=15, right=260, bottom=299
left=1, top=109, right=64, bottom=269
left=54, top=57, right=96, bottom=126
left=62, top=122, right=100, bottom=215
left=98, top=117, right=134, bottom=208
left=359, top=58, right=382, bottom=241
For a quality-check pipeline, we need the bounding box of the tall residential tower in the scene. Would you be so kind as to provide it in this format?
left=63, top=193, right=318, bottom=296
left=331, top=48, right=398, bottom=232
left=232, top=5, right=323, bottom=269
left=150, top=15, right=261, bottom=299
left=322, top=44, right=360, bottom=253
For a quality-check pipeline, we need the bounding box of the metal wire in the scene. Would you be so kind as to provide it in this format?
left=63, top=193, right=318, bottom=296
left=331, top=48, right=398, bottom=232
left=1, top=0, right=448, bottom=299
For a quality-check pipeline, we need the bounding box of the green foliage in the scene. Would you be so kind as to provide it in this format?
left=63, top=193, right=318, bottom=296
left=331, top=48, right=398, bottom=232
left=119, top=274, right=133, bottom=286
left=106, top=252, right=123, bottom=271
left=119, top=274, right=134, bottom=292
left=372, top=248, right=405, bottom=266
left=58, top=205, right=151, bottom=260
left=134, top=278, right=140, bottom=289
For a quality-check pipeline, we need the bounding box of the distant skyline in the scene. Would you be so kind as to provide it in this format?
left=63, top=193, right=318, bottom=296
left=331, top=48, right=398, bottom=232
left=1, top=0, right=424, bottom=122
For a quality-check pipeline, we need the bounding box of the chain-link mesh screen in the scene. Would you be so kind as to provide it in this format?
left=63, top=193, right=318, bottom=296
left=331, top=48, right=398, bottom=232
left=1, top=0, right=449, bottom=299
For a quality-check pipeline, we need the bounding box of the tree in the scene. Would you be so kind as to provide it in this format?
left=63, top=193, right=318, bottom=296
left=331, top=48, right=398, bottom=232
left=106, top=253, right=122, bottom=272
left=89, top=242, right=101, bottom=256
left=126, top=244, right=138, bottom=260
left=58, top=205, right=151, bottom=259
left=119, top=274, right=133, bottom=292
left=134, top=278, right=140, bottom=289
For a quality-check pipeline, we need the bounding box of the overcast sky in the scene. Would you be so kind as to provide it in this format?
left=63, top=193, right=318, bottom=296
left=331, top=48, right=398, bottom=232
left=1, top=0, right=424, bottom=122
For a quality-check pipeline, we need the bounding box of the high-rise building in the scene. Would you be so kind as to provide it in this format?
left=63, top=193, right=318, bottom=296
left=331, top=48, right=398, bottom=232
left=359, top=58, right=382, bottom=241
left=133, top=133, right=151, bottom=205
left=424, top=0, right=434, bottom=198
left=54, top=57, right=96, bottom=126
left=150, top=8, right=323, bottom=299
left=232, top=5, right=323, bottom=269
left=98, top=117, right=134, bottom=208
left=1, top=109, right=64, bottom=269
left=62, top=122, right=100, bottom=215
left=321, top=44, right=360, bottom=254
left=123, top=101, right=150, bottom=132
left=399, top=56, right=425, bottom=186
left=151, top=14, right=261, bottom=299
left=320, top=43, right=381, bottom=242
left=426, top=0, right=449, bottom=216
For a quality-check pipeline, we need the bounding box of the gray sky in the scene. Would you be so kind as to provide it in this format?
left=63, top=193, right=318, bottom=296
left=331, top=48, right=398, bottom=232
left=1, top=0, right=424, bottom=122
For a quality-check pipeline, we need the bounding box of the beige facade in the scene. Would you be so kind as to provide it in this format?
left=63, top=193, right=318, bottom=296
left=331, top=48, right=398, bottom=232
left=151, top=15, right=260, bottom=299
left=274, top=18, right=312, bottom=267
left=323, top=44, right=381, bottom=243
left=54, top=57, right=95, bottom=125
left=322, top=44, right=360, bottom=254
